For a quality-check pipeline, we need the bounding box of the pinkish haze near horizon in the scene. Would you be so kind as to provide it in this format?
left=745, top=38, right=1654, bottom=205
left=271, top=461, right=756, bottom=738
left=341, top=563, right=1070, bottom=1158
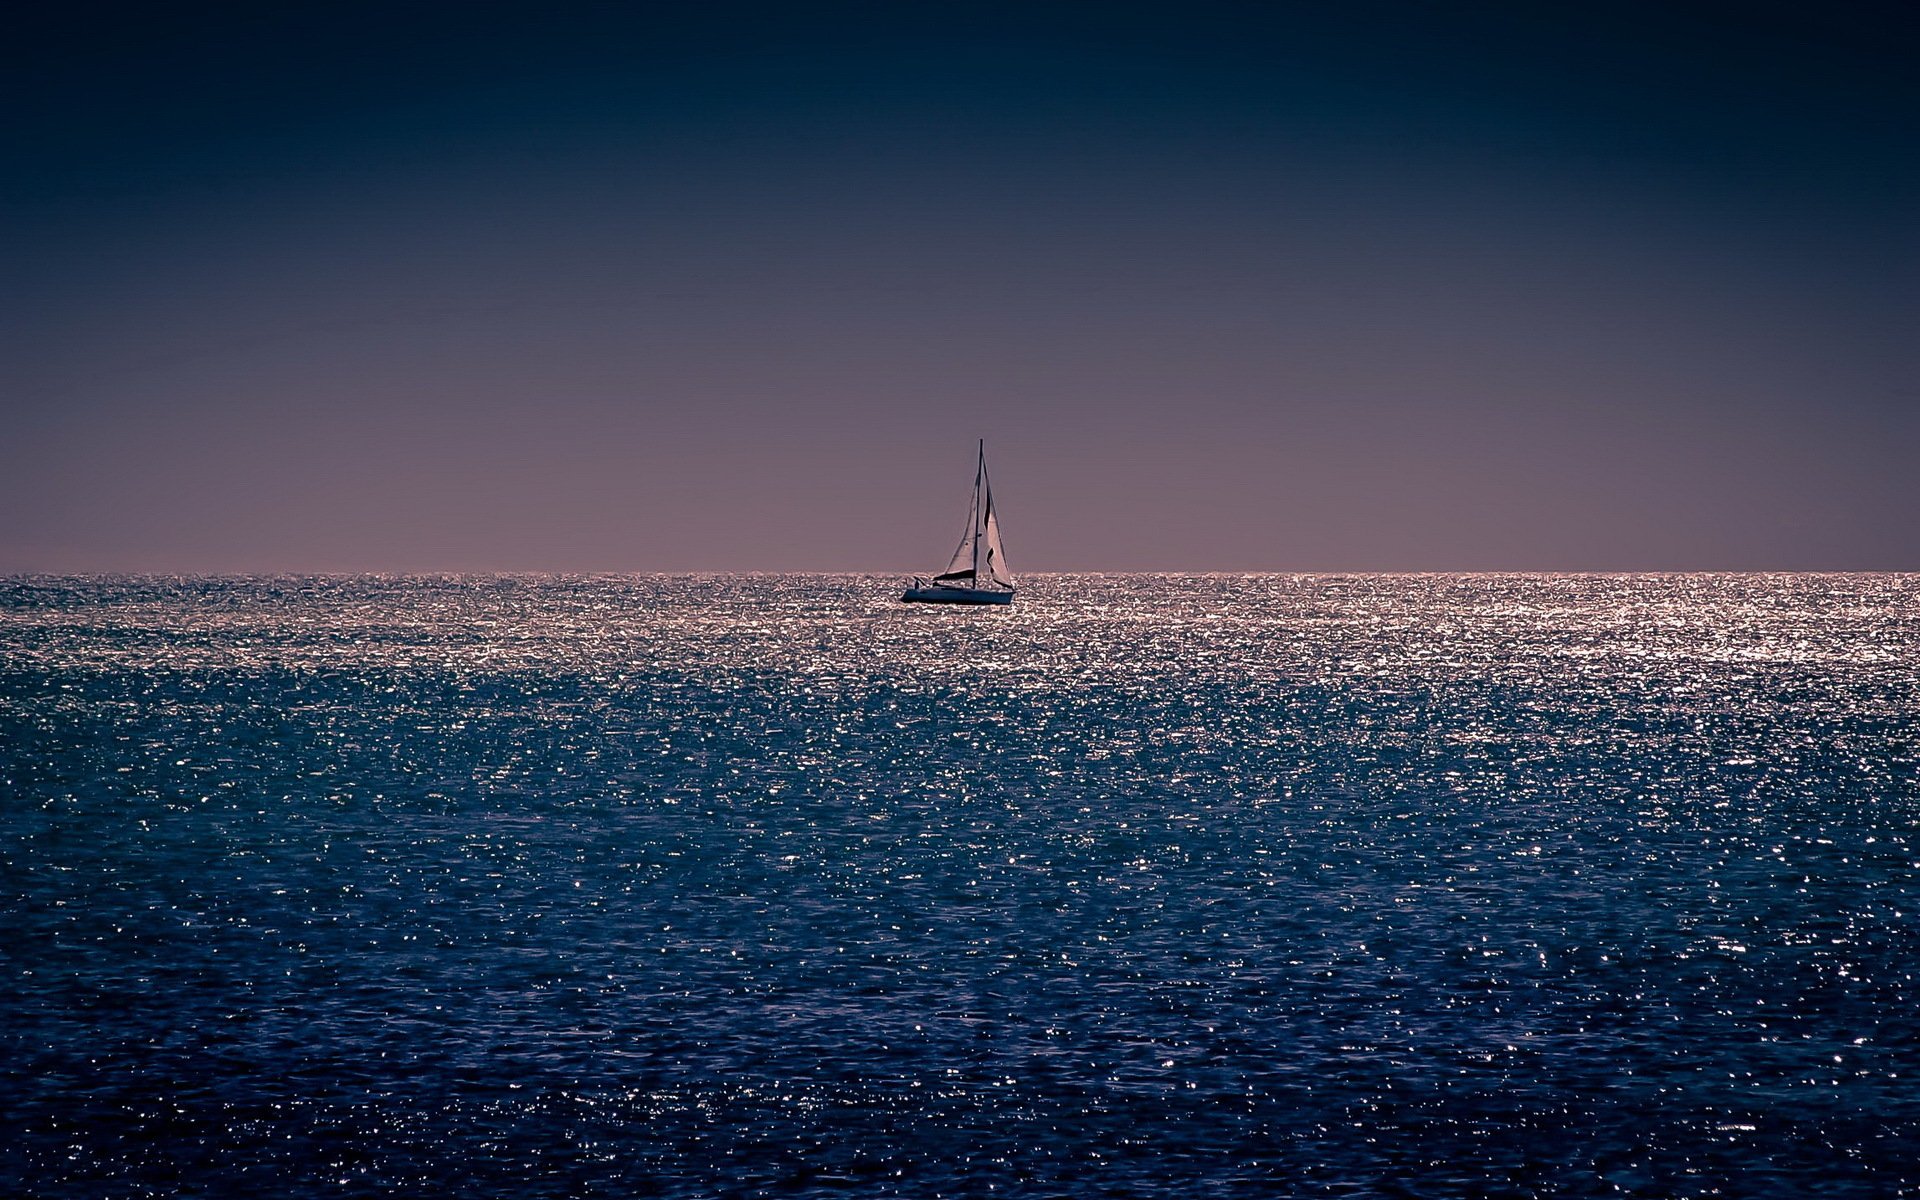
left=5, top=3, right=1916, bottom=572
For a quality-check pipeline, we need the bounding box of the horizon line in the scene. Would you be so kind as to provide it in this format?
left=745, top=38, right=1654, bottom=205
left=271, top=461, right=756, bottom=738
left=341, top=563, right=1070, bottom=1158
left=5, top=568, right=1917, bottom=579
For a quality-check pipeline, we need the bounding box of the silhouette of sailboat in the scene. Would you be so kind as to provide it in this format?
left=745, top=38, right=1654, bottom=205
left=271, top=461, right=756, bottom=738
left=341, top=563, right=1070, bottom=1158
left=901, top=440, right=1014, bottom=605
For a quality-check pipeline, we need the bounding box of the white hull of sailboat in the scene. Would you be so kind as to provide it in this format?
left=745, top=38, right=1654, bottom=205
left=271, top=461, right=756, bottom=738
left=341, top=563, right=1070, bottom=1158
left=900, top=585, right=1014, bottom=605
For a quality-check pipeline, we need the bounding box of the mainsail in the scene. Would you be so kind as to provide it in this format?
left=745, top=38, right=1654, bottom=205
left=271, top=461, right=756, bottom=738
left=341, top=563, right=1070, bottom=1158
left=981, top=484, right=1013, bottom=588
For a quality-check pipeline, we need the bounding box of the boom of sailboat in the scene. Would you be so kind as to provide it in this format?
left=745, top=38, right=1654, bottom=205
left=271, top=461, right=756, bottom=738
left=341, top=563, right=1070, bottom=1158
left=901, top=440, right=1015, bottom=605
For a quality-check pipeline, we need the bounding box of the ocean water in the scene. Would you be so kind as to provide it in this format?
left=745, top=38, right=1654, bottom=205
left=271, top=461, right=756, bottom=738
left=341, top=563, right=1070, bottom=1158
left=3, top=573, right=1917, bottom=1198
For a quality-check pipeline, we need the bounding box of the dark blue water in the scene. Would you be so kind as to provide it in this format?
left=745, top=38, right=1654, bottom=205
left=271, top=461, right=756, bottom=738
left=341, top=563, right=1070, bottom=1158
left=4, top=574, right=1917, bottom=1197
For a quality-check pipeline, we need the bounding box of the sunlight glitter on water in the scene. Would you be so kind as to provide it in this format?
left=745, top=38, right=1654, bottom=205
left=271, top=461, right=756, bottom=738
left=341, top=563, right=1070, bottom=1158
left=2, top=574, right=1917, bottom=1197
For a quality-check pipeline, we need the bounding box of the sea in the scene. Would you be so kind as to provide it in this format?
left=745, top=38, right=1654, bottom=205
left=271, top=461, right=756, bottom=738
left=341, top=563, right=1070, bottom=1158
left=3, top=574, right=1916, bottom=1198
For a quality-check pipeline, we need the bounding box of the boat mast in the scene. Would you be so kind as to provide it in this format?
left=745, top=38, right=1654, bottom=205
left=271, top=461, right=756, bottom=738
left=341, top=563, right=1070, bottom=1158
left=970, top=439, right=984, bottom=582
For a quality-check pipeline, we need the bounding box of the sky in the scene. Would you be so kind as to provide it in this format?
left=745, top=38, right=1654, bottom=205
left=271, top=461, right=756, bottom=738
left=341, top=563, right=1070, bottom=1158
left=4, top=1, right=1915, bottom=571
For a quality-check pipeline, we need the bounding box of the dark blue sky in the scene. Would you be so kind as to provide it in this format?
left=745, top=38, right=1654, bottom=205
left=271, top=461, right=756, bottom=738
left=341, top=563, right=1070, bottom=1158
left=5, top=2, right=1915, bottom=570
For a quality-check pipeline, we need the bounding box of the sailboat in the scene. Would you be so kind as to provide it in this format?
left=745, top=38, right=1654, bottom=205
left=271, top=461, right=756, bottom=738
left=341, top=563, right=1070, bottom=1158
left=901, top=440, right=1015, bottom=605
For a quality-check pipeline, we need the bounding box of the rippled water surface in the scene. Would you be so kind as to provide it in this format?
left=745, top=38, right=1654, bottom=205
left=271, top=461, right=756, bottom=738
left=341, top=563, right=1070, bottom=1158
left=3, top=574, right=1918, bottom=1197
